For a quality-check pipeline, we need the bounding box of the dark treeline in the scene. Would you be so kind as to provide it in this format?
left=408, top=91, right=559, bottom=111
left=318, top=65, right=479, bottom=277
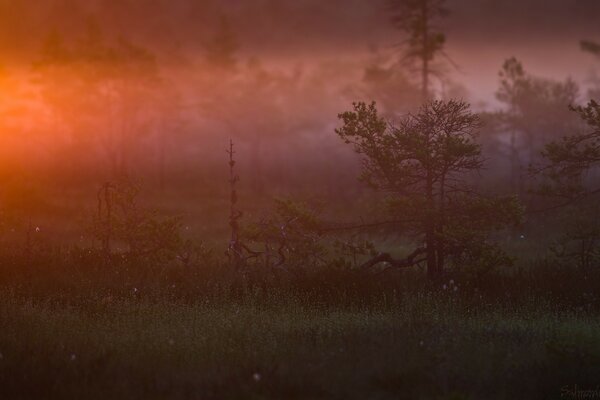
left=0, top=0, right=598, bottom=289
left=3, top=2, right=600, bottom=399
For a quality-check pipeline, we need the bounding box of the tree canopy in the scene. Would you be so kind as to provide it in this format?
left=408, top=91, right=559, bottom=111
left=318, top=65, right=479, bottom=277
left=337, top=99, right=522, bottom=278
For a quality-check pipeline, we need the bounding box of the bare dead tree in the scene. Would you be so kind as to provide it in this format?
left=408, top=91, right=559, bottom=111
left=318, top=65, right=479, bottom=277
left=226, top=140, right=245, bottom=268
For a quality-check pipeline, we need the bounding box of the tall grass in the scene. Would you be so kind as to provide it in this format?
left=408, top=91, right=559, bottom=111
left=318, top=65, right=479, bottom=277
left=1, top=290, right=599, bottom=399
left=1, top=247, right=599, bottom=399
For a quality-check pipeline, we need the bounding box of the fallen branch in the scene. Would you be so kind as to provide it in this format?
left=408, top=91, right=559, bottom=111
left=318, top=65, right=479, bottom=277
left=359, top=247, right=427, bottom=271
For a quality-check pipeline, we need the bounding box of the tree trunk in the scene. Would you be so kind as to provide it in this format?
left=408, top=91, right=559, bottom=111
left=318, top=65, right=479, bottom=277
left=425, top=169, right=438, bottom=279
left=436, top=172, right=446, bottom=274
left=425, top=225, right=437, bottom=279
left=421, top=0, right=430, bottom=102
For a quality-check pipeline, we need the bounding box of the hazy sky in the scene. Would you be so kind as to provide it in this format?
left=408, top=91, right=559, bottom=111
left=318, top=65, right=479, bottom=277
left=2, top=0, right=599, bottom=104
left=220, top=0, right=600, bottom=105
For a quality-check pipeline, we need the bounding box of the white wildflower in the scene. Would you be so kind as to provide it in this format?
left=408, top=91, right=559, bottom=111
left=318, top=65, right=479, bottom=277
left=253, top=373, right=261, bottom=382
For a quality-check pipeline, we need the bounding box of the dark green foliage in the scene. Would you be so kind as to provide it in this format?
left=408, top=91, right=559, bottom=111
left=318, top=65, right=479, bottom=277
left=534, top=101, right=600, bottom=268
left=336, top=100, right=522, bottom=277
left=538, top=100, right=600, bottom=198
left=549, top=204, right=600, bottom=270
left=243, top=198, right=326, bottom=272
left=91, top=180, right=183, bottom=265
left=337, top=100, right=482, bottom=191
left=442, top=195, right=522, bottom=274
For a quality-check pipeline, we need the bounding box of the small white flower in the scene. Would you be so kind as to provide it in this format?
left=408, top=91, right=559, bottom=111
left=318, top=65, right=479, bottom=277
left=454, top=286, right=458, bottom=292
left=443, top=284, right=447, bottom=290
left=35, top=227, right=40, bottom=233
left=133, top=288, right=138, bottom=293
left=449, top=279, right=454, bottom=285
left=253, top=373, right=261, bottom=382
left=520, top=234, right=525, bottom=239
left=419, top=341, right=424, bottom=347
left=70, top=354, right=76, bottom=361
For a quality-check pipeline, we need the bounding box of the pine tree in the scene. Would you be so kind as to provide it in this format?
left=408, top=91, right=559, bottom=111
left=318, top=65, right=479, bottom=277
left=389, top=0, right=448, bottom=100
left=337, top=100, right=521, bottom=278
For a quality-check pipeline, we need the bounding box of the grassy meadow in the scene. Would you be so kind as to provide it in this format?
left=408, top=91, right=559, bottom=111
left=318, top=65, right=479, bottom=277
left=1, top=262, right=599, bottom=399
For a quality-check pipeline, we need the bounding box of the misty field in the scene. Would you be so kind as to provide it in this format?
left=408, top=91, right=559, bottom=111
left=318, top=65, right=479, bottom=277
left=3, top=0, right=600, bottom=399
left=1, top=284, right=599, bottom=399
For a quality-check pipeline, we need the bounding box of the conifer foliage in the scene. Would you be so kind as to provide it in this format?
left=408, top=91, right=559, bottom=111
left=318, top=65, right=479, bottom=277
left=336, top=100, right=522, bottom=278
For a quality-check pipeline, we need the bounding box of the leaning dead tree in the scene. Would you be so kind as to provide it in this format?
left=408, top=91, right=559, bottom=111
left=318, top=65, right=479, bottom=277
left=226, top=140, right=245, bottom=268
left=225, top=141, right=307, bottom=271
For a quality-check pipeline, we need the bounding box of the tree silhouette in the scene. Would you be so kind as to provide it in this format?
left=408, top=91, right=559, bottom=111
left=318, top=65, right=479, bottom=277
left=494, top=57, right=579, bottom=192
left=337, top=100, right=521, bottom=278
left=580, top=40, right=600, bottom=99
left=33, top=18, right=166, bottom=179
left=538, top=100, right=600, bottom=200
left=389, top=0, right=449, bottom=100
left=535, top=100, right=600, bottom=268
